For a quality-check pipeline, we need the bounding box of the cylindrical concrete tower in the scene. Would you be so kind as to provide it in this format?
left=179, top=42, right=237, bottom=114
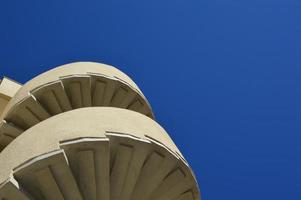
left=0, top=62, right=200, bottom=200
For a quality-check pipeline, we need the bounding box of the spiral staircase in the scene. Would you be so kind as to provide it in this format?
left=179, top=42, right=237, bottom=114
left=0, top=62, right=200, bottom=200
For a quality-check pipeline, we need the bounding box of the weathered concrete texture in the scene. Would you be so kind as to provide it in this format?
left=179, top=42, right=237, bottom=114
left=0, top=62, right=200, bottom=200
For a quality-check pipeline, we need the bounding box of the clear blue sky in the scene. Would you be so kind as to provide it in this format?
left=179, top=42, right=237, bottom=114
left=0, top=0, right=300, bottom=199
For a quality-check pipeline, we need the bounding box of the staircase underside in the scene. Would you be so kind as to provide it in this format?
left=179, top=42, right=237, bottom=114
left=0, top=62, right=153, bottom=151
left=0, top=108, right=199, bottom=200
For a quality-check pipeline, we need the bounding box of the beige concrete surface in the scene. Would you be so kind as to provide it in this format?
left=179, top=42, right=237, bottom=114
left=0, top=107, right=199, bottom=200
left=0, top=62, right=200, bottom=200
left=0, top=77, right=22, bottom=116
left=0, top=62, right=154, bottom=151
left=1, top=62, right=153, bottom=120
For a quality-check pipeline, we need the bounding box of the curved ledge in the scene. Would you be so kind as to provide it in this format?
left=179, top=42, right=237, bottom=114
left=0, top=107, right=199, bottom=200
left=0, top=62, right=154, bottom=151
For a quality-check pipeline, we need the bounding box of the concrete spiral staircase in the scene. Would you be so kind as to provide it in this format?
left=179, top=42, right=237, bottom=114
left=0, top=62, right=200, bottom=200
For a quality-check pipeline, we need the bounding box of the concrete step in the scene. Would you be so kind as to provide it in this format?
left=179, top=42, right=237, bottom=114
left=0, top=73, right=153, bottom=151
left=1, top=135, right=198, bottom=200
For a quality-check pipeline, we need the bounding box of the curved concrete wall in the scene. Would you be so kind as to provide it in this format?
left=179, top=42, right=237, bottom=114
left=1, top=62, right=152, bottom=119
left=0, top=107, right=180, bottom=181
